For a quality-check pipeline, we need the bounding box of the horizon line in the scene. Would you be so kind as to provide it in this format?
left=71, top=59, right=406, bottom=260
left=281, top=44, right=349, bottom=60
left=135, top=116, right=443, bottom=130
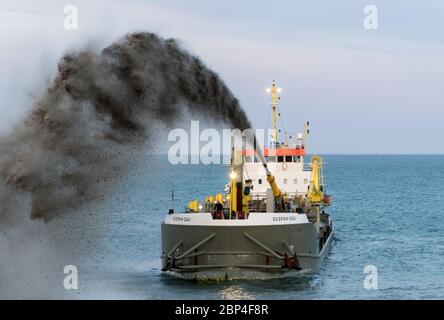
left=150, top=152, right=444, bottom=156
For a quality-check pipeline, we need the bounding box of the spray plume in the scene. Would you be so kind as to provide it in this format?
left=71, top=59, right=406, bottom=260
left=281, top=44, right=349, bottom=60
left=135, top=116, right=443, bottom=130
left=0, top=32, right=252, bottom=222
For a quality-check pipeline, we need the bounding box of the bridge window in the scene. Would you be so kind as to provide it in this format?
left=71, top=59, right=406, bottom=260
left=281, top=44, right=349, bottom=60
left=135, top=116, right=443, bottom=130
left=294, top=178, right=297, bottom=184
left=285, top=156, right=292, bottom=162
left=304, top=178, right=308, bottom=184
left=258, top=179, right=262, bottom=184
left=283, top=178, right=288, bottom=184
left=267, top=156, right=276, bottom=162
left=277, top=156, right=284, bottom=162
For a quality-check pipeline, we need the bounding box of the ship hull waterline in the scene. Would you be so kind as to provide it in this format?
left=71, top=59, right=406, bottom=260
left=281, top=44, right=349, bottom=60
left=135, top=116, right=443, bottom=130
left=161, top=213, right=334, bottom=280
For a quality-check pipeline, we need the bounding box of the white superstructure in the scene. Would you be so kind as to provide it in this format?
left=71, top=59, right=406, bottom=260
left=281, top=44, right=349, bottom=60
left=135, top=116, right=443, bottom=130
left=243, top=153, right=312, bottom=196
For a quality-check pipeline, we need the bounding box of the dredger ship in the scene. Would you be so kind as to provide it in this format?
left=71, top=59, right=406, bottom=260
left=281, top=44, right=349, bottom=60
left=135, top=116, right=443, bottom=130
left=161, top=81, right=334, bottom=280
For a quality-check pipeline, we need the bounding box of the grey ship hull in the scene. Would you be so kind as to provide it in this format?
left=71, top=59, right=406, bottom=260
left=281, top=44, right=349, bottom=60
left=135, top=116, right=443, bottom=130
left=161, top=215, right=334, bottom=280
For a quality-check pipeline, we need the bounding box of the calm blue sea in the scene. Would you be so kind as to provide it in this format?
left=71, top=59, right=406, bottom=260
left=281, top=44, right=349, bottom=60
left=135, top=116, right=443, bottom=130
left=66, top=155, right=444, bottom=299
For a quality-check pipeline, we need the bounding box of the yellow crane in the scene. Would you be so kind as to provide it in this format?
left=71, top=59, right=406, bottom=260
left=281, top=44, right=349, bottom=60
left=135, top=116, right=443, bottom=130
left=307, top=155, right=327, bottom=204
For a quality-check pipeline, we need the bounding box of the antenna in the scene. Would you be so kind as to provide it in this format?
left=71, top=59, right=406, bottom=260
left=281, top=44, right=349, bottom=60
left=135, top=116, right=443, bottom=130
left=168, top=189, right=175, bottom=214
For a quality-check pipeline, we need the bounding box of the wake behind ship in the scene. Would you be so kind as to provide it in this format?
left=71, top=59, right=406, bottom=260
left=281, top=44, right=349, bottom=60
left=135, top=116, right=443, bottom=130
left=161, top=81, right=334, bottom=280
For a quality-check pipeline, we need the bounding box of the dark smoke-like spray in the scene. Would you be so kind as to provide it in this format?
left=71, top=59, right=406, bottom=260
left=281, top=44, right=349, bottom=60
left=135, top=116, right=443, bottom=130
left=0, top=32, right=251, bottom=222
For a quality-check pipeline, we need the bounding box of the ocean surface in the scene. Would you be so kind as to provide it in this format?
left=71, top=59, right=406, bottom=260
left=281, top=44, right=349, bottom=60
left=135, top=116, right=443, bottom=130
left=3, top=155, right=444, bottom=299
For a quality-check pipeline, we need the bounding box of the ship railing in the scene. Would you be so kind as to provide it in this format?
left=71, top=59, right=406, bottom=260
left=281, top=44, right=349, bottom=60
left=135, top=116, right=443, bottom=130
left=250, top=191, right=300, bottom=199
left=249, top=191, right=302, bottom=213
left=250, top=192, right=267, bottom=200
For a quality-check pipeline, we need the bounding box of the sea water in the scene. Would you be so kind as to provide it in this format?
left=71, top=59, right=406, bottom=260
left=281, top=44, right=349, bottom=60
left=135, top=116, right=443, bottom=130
left=3, top=155, right=443, bottom=299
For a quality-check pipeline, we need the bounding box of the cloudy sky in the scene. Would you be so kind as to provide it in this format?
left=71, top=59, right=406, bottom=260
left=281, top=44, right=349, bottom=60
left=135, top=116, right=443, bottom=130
left=0, top=0, right=443, bottom=153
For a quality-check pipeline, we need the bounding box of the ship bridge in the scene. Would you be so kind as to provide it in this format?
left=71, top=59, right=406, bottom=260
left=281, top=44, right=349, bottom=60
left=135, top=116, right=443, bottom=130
left=242, top=146, right=312, bottom=197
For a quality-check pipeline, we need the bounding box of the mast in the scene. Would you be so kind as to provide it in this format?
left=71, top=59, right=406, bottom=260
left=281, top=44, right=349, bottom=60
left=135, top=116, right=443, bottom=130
left=229, top=136, right=243, bottom=218
left=266, top=80, right=282, bottom=146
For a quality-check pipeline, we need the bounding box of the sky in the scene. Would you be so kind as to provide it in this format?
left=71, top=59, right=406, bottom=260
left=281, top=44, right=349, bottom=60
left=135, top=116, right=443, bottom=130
left=0, top=0, right=443, bottom=154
